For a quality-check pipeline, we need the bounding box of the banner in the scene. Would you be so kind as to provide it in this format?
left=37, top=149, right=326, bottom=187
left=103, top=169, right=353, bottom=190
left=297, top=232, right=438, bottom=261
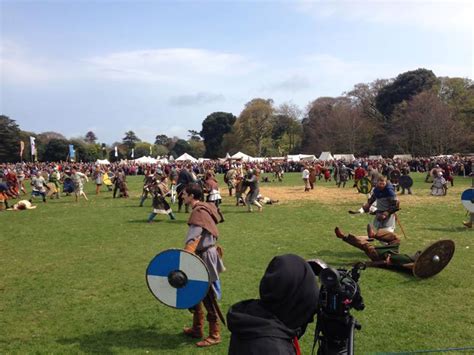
left=115, top=146, right=118, bottom=157
left=20, top=141, right=24, bottom=159
left=69, top=145, right=76, bottom=161
left=131, top=148, right=135, bottom=159
left=30, top=136, right=36, bottom=157
left=149, top=145, right=152, bottom=155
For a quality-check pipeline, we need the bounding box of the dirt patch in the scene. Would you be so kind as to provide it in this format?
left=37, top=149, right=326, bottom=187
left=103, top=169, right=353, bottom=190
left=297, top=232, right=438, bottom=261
left=256, top=185, right=466, bottom=208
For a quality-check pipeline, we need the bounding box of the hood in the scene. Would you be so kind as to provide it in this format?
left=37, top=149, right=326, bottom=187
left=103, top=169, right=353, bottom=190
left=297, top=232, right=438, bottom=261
left=259, top=254, right=319, bottom=331
left=227, top=299, right=297, bottom=339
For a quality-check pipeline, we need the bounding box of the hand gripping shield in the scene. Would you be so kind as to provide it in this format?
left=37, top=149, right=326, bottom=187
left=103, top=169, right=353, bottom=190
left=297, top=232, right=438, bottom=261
left=461, top=188, right=474, bottom=213
left=356, top=177, right=373, bottom=194
left=399, top=175, right=413, bottom=189
left=146, top=249, right=210, bottom=309
left=413, top=240, right=455, bottom=279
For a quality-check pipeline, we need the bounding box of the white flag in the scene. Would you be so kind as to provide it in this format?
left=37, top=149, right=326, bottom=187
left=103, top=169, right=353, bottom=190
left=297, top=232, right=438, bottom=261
left=30, top=136, right=36, bottom=157
left=131, top=148, right=135, bottom=158
left=114, top=146, right=118, bottom=157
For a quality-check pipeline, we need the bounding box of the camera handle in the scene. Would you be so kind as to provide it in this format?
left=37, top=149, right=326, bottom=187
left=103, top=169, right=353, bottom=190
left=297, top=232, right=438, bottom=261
left=313, top=314, right=361, bottom=355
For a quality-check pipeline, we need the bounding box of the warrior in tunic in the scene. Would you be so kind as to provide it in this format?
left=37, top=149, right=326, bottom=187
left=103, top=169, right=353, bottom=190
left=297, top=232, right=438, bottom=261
left=182, top=183, right=225, bottom=347
left=335, top=176, right=403, bottom=263
left=147, top=176, right=175, bottom=222
left=431, top=171, right=447, bottom=196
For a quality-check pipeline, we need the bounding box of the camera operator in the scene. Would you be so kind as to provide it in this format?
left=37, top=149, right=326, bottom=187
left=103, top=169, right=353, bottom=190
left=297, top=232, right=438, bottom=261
left=227, top=254, right=319, bottom=354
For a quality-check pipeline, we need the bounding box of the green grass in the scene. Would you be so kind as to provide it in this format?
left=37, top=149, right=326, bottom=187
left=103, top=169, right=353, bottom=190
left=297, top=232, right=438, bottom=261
left=1, top=173, right=473, bottom=354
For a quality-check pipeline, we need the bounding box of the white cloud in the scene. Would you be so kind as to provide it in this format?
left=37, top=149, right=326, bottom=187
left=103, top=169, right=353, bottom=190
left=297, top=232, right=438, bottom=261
left=297, top=0, right=473, bottom=32
left=85, top=48, right=258, bottom=84
left=168, top=92, right=225, bottom=106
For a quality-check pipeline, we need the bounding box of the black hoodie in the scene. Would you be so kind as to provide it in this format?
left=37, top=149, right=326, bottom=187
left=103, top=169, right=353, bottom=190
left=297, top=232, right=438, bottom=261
left=227, top=254, right=319, bottom=355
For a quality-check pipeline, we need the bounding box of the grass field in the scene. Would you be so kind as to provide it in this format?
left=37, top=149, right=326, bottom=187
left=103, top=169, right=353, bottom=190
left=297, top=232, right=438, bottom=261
left=1, top=172, right=473, bottom=354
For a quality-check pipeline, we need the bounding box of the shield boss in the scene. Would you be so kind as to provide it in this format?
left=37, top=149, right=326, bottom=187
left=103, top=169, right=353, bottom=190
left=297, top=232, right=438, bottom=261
left=413, top=240, right=455, bottom=278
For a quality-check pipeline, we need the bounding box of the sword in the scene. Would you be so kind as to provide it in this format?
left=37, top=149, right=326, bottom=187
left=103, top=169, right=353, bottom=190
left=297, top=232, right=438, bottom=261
left=394, top=213, right=407, bottom=239
left=209, top=289, right=226, bottom=327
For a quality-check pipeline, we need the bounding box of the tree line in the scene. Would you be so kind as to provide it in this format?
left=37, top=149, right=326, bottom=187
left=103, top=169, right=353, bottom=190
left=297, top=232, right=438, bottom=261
left=1, top=68, right=473, bottom=163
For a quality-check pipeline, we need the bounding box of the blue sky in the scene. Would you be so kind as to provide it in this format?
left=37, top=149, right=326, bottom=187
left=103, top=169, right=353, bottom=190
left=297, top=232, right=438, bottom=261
left=1, top=0, right=472, bottom=144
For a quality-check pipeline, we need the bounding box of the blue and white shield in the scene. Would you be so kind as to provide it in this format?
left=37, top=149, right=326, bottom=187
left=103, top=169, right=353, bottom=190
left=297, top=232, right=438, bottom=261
left=461, top=188, right=474, bottom=213
left=146, top=249, right=210, bottom=309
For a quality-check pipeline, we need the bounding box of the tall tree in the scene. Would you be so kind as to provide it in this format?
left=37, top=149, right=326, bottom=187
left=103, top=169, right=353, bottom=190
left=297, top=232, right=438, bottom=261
left=200, top=112, right=236, bottom=158
left=236, top=98, right=274, bottom=156
left=43, top=139, right=70, bottom=162
left=170, top=139, right=191, bottom=157
left=0, top=115, right=22, bottom=162
left=122, top=131, right=140, bottom=149
left=375, top=68, right=438, bottom=119
left=155, top=134, right=171, bottom=147
left=188, top=130, right=202, bottom=141
left=84, top=131, right=98, bottom=144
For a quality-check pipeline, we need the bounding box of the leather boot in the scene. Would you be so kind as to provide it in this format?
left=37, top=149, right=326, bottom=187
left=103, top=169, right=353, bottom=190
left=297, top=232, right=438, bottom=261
left=196, top=320, right=221, bottom=347
left=183, top=308, right=204, bottom=338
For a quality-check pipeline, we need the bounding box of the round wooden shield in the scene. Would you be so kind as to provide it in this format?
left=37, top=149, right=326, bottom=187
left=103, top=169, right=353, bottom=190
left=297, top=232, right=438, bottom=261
left=399, top=175, right=413, bottom=189
left=461, top=188, right=474, bottom=213
left=413, top=240, right=455, bottom=279
left=146, top=249, right=210, bottom=309
left=356, top=177, right=373, bottom=194
left=389, top=170, right=401, bottom=181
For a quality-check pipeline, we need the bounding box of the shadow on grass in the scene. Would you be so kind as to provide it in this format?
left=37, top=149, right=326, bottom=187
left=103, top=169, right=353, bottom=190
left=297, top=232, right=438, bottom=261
left=58, top=327, right=195, bottom=354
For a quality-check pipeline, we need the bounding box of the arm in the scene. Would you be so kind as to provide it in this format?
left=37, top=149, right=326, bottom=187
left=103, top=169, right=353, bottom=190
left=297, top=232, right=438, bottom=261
left=184, top=225, right=203, bottom=254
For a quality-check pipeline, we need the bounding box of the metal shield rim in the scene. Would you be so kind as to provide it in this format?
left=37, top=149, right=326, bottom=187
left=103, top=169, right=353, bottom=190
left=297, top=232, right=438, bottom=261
left=461, top=188, right=474, bottom=213
left=146, top=248, right=210, bottom=309
left=413, top=240, right=455, bottom=279
left=356, top=177, right=372, bottom=194
left=399, top=175, right=413, bottom=188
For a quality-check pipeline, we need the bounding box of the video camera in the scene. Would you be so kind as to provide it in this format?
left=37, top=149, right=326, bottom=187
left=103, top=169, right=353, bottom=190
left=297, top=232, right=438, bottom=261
left=308, top=259, right=366, bottom=355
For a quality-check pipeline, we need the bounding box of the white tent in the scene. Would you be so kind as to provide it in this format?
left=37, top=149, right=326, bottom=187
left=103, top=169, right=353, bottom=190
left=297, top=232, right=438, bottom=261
left=318, top=152, right=334, bottom=161
left=393, top=154, right=413, bottom=160
left=250, top=157, right=267, bottom=163
left=231, top=151, right=253, bottom=161
left=198, top=158, right=211, bottom=163
left=135, top=156, right=157, bottom=164
left=333, top=154, right=356, bottom=161
left=176, top=153, right=198, bottom=162
left=95, top=159, right=110, bottom=165
left=369, top=155, right=383, bottom=160
left=158, top=157, right=169, bottom=164
left=287, top=154, right=317, bottom=162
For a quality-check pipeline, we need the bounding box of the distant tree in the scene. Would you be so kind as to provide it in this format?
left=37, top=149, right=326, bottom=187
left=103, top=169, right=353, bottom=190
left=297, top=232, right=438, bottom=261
left=0, top=115, right=22, bottom=162
left=42, top=139, right=69, bottom=162
left=272, top=103, right=303, bottom=154
left=392, top=92, right=467, bottom=155
left=188, top=139, right=205, bottom=158
left=134, top=142, right=154, bottom=158
left=155, top=144, right=169, bottom=157
left=200, top=112, right=236, bottom=158
left=170, top=139, right=191, bottom=157
left=188, top=130, right=202, bottom=141
left=236, top=98, right=274, bottom=156
left=155, top=134, right=171, bottom=147
left=122, top=131, right=140, bottom=149
left=85, top=131, right=98, bottom=144
left=375, top=68, right=438, bottom=119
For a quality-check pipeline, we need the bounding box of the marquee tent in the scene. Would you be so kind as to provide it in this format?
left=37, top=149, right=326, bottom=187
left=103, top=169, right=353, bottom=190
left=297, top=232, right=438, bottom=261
left=231, top=151, right=253, bottom=161
left=333, top=154, right=356, bottom=161
left=318, top=152, right=334, bottom=161
left=95, top=159, right=110, bottom=165
left=134, top=156, right=157, bottom=164
left=393, top=154, right=413, bottom=160
left=369, top=155, right=383, bottom=160
left=176, top=153, right=198, bottom=162
left=287, top=154, right=317, bottom=162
